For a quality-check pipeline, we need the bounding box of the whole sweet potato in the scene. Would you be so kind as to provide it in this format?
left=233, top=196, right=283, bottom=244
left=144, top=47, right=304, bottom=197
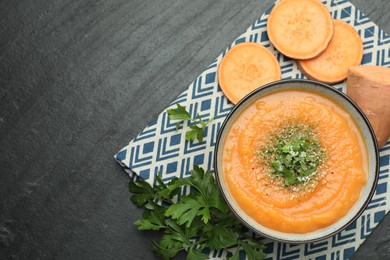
left=347, top=66, right=390, bottom=148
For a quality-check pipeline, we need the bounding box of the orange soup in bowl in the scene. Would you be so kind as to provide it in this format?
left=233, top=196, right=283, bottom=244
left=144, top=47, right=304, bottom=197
left=221, top=88, right=368, bottom=234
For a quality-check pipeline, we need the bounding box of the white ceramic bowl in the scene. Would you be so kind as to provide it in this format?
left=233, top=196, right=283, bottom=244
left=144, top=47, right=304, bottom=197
left=214, top=79, right=379, bottom=243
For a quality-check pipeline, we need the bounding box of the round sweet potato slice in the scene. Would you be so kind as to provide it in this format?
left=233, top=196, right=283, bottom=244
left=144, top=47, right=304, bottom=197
left=267, top=0, right=334, bottom=59
left=298, top=20, right=363, bottom=84
left=218, top=42, right=281, bottom=104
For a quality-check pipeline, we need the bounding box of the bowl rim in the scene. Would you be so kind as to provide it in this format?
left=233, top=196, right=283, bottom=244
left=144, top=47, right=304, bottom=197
left=214, top=78, right=379, bottom=243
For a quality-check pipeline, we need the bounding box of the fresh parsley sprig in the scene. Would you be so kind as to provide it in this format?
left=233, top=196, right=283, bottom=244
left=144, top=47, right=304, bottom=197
left=129, top=166, right=266, bottom=260
left=167, top=104, right=215, bottom=142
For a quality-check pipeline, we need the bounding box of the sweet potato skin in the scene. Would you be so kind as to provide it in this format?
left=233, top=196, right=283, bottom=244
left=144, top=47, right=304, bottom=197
left=346, top=66, right=390, bottom=148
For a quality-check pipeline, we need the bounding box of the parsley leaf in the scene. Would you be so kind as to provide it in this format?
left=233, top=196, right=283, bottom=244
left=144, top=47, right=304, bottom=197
left=206, top=223, right=237, bottom=250
left=167, top=103, right=214, bottom=142
left=187, top=245, right=209, bottom=260
left=167, top=103, right=192, bottom=121
left=129, top=178, right=155, bottom=207
left=186, top=125, right=204, bottom=142
left=155, top=176, right=182, bottom=202
left=241, top=240, right=267, bottom=260
left=165, top=196, right=203, bottom=228
left=152, top=238, right=184, bottom=260
left=129, top=166, right=266, bottom=260
left=134, top=202, right=166, bottom=231
left=229, top=249, right=240, bottom=260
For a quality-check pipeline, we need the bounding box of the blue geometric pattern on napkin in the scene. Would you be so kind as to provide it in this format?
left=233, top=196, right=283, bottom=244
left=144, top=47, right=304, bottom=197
left=116, top=0, right=390, bottom=259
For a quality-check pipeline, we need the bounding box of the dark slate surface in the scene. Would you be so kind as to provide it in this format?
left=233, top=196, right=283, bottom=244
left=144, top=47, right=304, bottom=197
left=0, top=0, right=389, bottom=259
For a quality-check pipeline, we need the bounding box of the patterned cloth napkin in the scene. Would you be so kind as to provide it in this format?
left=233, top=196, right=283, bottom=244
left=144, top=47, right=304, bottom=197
left=116, top=0, right=390, bottom=258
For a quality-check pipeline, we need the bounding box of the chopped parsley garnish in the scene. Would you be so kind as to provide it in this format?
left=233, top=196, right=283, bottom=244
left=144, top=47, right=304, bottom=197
left=260, top=123, right=325, bottom=186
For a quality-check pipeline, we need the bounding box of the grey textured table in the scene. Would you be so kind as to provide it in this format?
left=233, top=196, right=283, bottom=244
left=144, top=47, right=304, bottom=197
left=1, top=0, right=389, bottom=259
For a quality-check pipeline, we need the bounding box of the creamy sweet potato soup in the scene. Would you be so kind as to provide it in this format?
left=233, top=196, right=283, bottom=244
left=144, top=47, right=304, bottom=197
left=222, top=88, right=367, bottom=233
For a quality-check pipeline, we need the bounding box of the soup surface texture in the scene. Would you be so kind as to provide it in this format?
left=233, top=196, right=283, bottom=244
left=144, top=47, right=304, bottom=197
left=222, top=88, right=367, bottom=233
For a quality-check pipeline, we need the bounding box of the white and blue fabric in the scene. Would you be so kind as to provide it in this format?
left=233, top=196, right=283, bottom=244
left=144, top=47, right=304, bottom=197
left=116, top=0, right=390, bottom=259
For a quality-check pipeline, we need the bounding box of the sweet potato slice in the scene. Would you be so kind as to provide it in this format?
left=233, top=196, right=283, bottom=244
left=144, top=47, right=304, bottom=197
left=347, top=66, right=390, bottom=148
left=298, top=20, right=363, bottom=84
left=218, top=42, right=281, bottom=104
left=267, top=0, right=333, bottom=59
